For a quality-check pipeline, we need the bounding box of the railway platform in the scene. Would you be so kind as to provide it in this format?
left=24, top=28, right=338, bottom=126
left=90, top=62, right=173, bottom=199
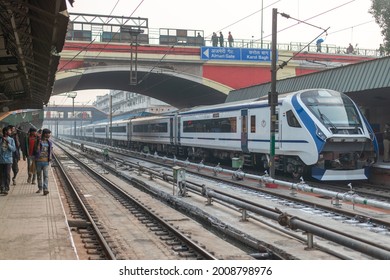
left=0, top=163, right=78, bottom=260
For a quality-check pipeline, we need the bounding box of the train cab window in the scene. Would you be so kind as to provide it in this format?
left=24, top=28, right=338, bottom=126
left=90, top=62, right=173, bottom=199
left=286, top=110, right=301, bottom=128
left=250, top=115, right=256, bottom=133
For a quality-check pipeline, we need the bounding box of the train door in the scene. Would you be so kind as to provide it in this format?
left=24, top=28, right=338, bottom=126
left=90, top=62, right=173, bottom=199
left=127, top=121, right=132, bottom=148
left=275, top=108, right=280, bottom=149
left=106, top=124, right=109, bottom=145
left=170, top=117, right=174, bottom=145
left=241, top=109, right=249, bottom=153
left=177, top=115, right=181, bottom=146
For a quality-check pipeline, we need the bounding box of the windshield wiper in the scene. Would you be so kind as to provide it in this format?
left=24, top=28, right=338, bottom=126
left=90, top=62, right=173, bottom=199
left=318, top=109, right=337, bottom=132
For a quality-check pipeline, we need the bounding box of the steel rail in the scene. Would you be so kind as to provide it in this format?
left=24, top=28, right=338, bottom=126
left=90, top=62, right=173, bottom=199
left=52, top=152, right=117, bottom=260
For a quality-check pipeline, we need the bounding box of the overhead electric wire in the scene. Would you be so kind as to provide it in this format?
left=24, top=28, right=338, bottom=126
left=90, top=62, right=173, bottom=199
left=86, top=0, right=121, bottom=43
left=206, top=0, right=281, bottom=38
left=141, top=0, right=281, bottom=85
left=258, top=0, right=356, bottom=41
left=55, top=0, right=369, bottom=107
left=108, top=0, right=120, bottom=17
left=58, top=39, right=96, bottom=72
left=137, top=45, right=175, bottom=85
left=91, top=0, right=145, bottom=60
left=277, top=27, right=330, bottom=71
left=55, top=0, right=145, bottom=106
left=141, top=0, right=351, bottom=89
left=59, top=0, right=145, bottom=72
left=328, top=20, right=374, bottom=35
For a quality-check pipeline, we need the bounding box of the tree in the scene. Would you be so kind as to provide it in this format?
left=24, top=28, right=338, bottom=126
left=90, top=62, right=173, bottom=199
left=369, top=0, right=390, bottom=55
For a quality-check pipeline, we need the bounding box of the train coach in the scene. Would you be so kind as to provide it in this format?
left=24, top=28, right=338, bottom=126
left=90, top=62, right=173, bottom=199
left=65, top=89, right=378, bottom=181
left=130, top=115, right=176, bottom=153
left=176, top=89, right=378, bottom=180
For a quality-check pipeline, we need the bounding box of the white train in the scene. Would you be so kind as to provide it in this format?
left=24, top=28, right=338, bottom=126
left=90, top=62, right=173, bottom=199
left=67, top=89, right=378, bottom=181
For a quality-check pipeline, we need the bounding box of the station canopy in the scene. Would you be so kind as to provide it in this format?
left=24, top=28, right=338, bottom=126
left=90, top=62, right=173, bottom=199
left=0, top=0, right=70, bottom=112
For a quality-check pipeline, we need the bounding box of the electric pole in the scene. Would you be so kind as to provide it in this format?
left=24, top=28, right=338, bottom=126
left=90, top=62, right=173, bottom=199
left=269, top=8, right=278, bottom=178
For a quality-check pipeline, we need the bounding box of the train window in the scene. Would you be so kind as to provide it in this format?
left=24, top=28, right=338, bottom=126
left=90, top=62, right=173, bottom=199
left=133, top=123, right=168, bottom=133
left=86, top=128, right=93, bottom=133
left=95, top=127, right=106, bottom=133
left=345, top=106, right=361, bottom=126
left=153, top=123, right=168, bottom=132
left=250, top=115, right=256, bottom=133
left=133, top=125, right=144, bottom=133
left=286, top=110, right=301, bottom=127
left=183, top=117, right=237, bottom=133
left=110, top=126, right=126, bottom=133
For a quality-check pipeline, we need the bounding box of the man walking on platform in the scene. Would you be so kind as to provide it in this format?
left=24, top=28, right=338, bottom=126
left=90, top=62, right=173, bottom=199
left=20, top=127, right=38, bottom=184
left=8, top=125, right=20, bottom=185
left=34, top=129, right=52, bottom=195
left=0, top=126, right=16, bottom=195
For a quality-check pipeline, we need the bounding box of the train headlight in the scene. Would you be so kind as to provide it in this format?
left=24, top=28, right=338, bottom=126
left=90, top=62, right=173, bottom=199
left=315, top=125, right=327, bottom=141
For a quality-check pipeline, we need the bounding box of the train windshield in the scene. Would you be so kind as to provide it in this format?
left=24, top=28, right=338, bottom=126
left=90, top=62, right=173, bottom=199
left=300, top=90, right=362, bottom=130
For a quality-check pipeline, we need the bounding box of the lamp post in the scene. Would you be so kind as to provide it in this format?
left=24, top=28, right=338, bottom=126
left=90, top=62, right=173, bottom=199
left=67, top=91, right=77, bottom=137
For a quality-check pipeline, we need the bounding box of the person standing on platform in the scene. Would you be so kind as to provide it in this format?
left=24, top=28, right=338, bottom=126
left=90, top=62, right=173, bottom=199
left=37, top=128, right=42, bottom=139
left=383, top=123, right=390, bottom=162
left=228, top=31, right=234, bottom=47
left=316, top=38, right=324, bottom=52
left=211, top=32, right=218, bottom=47
left=346, top=43, right=354, bottom=54
left=34, top=129, right=53, bottom=195
left=196, top=32, right=204, bottom=46
left=0, top=126, right=16, bottom=195
left=8, top=125, right=21, bottom=185
left=20, top=127, right=38, bottom=184
left=103, top=147, right=109, bottom=162
left=379, top=44, right=385, bottom=56
left=219, top=31, right=224, bottom=47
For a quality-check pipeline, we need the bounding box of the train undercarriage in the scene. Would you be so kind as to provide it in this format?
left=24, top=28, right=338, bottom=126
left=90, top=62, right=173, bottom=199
left=78, top=136, right=375, bottom=180
left=131, top=141, right=308, bottom=179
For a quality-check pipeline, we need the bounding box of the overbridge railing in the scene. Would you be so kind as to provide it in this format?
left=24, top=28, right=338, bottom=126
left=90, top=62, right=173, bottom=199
left=66, top=28, right=381, bottom=57
left=66, top=13, right=382, bottom=57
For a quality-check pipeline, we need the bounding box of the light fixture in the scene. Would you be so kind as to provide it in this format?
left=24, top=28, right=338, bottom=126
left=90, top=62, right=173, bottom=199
left=67, top=91, right=77, bottom=98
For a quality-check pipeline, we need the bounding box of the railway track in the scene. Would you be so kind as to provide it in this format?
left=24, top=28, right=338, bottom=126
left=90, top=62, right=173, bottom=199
left=71, top=138, right=390, bottom=218
left=55, top=138, right=390, bottom=259
left=53, top=141, right=254, bottom=260
left=53, top=152, right=117, bottom=260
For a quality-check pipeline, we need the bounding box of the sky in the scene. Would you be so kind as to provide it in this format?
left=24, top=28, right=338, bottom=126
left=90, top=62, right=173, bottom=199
left=50, top=0, right=383, bottom=106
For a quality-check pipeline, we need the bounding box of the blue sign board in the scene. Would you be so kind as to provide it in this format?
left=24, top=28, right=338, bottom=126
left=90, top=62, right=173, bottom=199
left=241, top=48, right=272, bottom=62
left=201, top=47, right=273, bottom=62
left=201, top=47, right=241, bottom=60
